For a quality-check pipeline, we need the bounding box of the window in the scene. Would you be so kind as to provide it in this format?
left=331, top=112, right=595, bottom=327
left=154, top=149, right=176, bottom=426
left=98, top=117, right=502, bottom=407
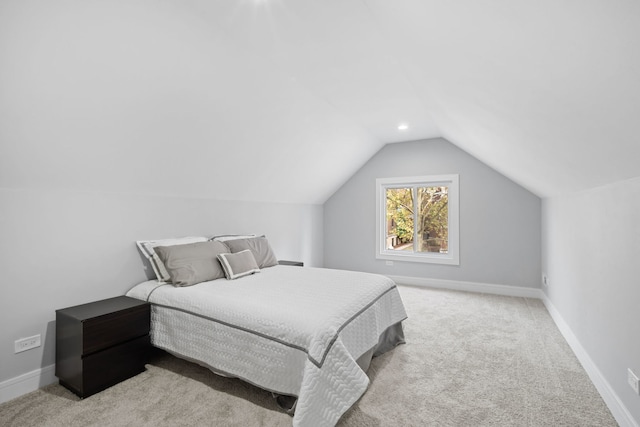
left=376, top=175, right=459, bottom=265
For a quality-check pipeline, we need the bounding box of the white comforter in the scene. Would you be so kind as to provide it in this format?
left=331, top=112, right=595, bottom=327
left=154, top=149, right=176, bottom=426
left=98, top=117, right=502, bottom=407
left=127, top=266, right=407, bottom=426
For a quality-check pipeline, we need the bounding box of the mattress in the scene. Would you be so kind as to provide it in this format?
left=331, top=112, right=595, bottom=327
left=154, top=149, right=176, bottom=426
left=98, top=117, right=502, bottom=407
left=126, top=266, right=407, bottom=426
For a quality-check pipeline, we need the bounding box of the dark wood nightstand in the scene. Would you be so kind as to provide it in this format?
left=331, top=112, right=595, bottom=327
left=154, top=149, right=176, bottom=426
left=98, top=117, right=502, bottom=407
left=278, top=260, right=304, bottom=267
left=55, top=296, right=150, bottom=398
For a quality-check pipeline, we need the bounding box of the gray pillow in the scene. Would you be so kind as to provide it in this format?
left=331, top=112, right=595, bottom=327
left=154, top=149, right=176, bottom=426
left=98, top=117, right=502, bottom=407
left=217, top=250, right=260, bottom=280
left=223, top=236, right=278, bottom=268
left=136, top=236, right=208, bottom=281
left=154, top=240, right=228, bottom=287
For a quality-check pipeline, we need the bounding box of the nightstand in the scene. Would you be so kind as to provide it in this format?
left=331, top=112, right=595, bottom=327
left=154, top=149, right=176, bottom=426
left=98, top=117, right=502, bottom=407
left=55, top=296, right=150, bottom=398
left=278, top=260, right=304, bottom=267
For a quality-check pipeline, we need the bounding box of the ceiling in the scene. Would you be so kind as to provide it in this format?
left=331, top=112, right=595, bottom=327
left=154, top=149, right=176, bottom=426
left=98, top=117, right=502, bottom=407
left=2, top=0, right=639, bottom=204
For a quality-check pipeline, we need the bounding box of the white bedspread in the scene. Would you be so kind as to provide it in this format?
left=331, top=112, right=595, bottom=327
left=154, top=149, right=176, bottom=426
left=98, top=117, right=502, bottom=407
left=127, top=266, right=407, bottom=426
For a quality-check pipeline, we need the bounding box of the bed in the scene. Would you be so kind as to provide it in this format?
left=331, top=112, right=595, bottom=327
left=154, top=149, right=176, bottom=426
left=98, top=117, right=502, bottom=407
left=128, top=237, right=407, bottom=426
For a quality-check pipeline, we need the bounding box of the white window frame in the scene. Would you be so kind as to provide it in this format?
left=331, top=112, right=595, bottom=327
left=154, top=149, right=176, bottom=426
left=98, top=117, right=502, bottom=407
left=376, top=174, right=459, bottom=265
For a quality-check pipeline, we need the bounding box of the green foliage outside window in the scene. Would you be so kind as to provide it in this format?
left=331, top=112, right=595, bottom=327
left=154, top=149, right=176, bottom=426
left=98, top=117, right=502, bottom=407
left=386, top=186, right=449, bottom=253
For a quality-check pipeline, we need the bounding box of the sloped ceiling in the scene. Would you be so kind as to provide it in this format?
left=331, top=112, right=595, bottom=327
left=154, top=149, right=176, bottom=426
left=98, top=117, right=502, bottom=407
left=1, top=0, right=639, bottom=204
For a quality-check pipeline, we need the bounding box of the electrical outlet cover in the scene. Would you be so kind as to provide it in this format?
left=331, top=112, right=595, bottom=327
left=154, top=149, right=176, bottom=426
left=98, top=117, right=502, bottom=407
left=14, top=335, right=41, bottom=354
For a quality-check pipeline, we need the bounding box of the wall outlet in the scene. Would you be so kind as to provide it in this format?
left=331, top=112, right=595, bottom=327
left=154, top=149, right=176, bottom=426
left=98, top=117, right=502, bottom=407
left=542, top=274, right=549, bottom=288
left=629, top=368, right=640, bottom=395
left=385, top=260, right=394, bottom=266
left=14, top=335, right=41, bottom=354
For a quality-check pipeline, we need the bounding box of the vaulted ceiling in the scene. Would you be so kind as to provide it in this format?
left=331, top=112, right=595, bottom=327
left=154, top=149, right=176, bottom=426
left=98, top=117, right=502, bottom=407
left=2, top=1, right=639, bottom=204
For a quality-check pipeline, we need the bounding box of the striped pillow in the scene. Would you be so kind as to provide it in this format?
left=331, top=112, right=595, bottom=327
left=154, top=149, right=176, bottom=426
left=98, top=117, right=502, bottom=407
left=217, top=250, right=260, bottom=280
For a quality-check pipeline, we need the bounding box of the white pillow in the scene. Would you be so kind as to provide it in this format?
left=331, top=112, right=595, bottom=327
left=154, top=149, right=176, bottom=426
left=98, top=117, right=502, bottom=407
left=136, top=236, right=208, bottom=281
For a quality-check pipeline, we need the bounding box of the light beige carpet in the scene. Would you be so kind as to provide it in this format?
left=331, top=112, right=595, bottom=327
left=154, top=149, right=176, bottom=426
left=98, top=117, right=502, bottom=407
left=1, top=285, right=617, bottom=426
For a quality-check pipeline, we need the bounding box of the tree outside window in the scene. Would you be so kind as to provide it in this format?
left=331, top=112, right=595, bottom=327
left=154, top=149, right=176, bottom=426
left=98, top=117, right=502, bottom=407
left=386, top=186, right=448, bottom=253
left=376, top=175, right=459, bottom=265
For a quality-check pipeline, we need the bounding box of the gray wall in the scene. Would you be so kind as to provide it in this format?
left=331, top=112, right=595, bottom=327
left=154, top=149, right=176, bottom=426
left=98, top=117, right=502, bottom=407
left=542, top=177, right=640, bottom=422
left=324, top=138, right=541, bottom=288
left=0, top=188, right=323, bottom=383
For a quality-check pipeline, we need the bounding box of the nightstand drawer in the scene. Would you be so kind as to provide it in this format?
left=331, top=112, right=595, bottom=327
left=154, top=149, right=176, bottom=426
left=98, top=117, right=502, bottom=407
left=82, top=304, right=150, bottom=355
left=82, top=335, right=150, bottom=397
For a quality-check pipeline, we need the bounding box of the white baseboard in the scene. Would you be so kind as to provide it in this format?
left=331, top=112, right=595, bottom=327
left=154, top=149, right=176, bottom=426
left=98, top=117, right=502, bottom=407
left=541, top=294, right=639, bottom=427
left=0, top=364, right=57, bottom=404
left=388, top=275, right=544, bottom=299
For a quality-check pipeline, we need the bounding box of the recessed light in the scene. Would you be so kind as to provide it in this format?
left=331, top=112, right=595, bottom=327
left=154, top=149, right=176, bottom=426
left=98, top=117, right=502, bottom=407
left=397, top=123, right=409, bottom=131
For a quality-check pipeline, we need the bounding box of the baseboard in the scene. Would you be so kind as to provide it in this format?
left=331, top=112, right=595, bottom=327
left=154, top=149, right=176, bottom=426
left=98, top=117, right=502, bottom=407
left=541, top=294, right=639, bottom=427
left=388, top=275, right=543, bottom=299
left=0, top=364, right=57, bottom=404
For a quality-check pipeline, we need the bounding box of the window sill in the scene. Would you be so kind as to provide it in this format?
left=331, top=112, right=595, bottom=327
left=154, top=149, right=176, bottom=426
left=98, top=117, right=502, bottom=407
left=377, top=251, right=459, bottom=266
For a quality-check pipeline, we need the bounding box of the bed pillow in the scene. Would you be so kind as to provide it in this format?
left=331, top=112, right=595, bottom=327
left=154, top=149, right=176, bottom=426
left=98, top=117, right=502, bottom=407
left=217, top=250, right=260, bottom=280
left=154, top=240, right=228, bottom=287
left=210, top=234, right=257, bottom=242
left=222, top=236, right=278, bottom=268
left=136, top=236, right=208, bottom=281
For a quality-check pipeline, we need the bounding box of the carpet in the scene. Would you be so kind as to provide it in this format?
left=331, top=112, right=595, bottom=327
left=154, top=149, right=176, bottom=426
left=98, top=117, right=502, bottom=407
left=0, top=285, right=617, bottom=426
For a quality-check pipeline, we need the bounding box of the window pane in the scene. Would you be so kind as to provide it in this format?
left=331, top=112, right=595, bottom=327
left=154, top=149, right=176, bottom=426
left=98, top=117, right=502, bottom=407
left=385, top=188, right=414, bottom=251
left=416, top=186, right=448, bottom=253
